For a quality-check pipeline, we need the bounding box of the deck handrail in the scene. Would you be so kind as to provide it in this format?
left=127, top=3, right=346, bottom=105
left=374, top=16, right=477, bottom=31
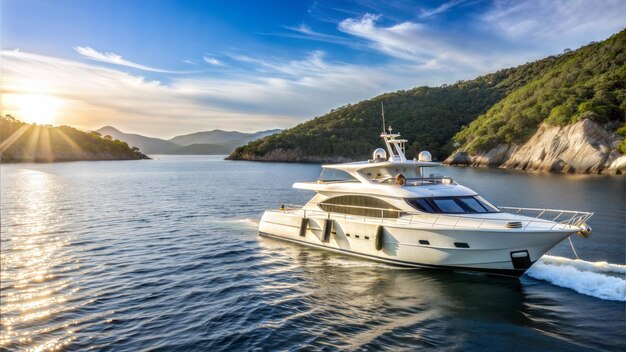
left=277, top=203, right=593, bottom=231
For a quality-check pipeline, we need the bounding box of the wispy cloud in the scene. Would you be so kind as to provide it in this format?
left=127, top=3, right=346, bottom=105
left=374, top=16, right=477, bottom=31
left=279, top=24, right=355, bottom=45
left=481, top=0, right=626, bottom=44
left=419, top=0, right=467, bottom=19
left=337, top=13, right=497, bottom=70
left=74, top=46, right=180, bottom=73
left=203, top=55, right=225, bottom=66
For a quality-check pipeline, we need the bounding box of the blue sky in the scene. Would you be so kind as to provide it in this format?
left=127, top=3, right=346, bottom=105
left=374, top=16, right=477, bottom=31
left=2, top=0, right=625, bottom=137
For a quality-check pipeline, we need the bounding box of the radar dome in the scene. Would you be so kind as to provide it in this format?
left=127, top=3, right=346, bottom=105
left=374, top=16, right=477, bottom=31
left=418, top=151, right=432, bottom=162
left=372, top=148, right=387, bottom=161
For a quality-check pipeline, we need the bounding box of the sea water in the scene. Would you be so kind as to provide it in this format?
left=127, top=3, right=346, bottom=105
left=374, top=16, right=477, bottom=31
left=1, top=156, right=624, bottom=351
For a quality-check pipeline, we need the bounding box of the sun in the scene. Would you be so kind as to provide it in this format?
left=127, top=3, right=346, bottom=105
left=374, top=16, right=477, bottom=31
left=3, top=93, right=62, bottom=125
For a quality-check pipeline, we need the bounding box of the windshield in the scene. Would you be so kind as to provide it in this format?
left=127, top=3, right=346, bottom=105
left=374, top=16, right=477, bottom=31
left=406, top=196, right=500, bottom=214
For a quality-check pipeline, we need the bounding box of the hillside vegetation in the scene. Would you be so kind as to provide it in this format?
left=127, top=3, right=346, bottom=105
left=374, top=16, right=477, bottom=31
left=229, top=29, right=625, bottom=163
left=453, top=30, right=625, bottom=153
left=0, top=116, right=148, bottom=163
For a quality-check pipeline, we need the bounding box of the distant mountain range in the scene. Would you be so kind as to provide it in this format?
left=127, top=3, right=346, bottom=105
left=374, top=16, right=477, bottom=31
left=96, top=126, right=281, bottom=154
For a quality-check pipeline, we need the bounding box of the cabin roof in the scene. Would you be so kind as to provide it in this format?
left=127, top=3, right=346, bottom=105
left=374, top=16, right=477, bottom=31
left=293, top=181, right=477, bottom=198
left=323, top=160, right=441, bottom=171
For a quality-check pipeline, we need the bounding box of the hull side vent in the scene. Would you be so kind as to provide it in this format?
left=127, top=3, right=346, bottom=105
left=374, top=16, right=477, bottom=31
left=506, top=221, right=523, bottom=229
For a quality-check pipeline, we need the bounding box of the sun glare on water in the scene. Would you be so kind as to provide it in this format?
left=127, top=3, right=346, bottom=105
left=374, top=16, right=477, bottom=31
left=3, top=93, right=63, bottom=125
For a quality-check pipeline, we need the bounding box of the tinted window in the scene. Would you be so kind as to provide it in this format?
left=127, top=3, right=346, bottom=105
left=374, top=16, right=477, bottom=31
left=405, top=196, right=499, bottom=214
left=432, top=199, right=465, bottom=213
left=320, top=196, right=400, bottom=218
left=457, top=197, right=487, bottom=212
left=475, top=196, right=499, bottom=212
left=318, top=168, right=357, bottom=182
left=406, top=198, right=436, bottom=212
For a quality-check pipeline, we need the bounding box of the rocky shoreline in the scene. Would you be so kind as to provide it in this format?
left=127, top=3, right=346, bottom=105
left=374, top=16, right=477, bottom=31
left=228, top=119, right=625, bottom=175
left=444, top=119, right=625, bottom=175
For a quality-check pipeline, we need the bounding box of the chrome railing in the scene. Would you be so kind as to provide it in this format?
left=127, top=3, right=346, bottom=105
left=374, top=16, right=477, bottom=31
left=275, top=203, right=593, bottom=231
left=498, top=206, right=594, bottom=227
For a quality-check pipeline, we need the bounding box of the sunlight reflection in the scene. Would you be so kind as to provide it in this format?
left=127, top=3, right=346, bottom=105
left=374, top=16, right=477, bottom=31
left=0, top=169, right=79, bottom=351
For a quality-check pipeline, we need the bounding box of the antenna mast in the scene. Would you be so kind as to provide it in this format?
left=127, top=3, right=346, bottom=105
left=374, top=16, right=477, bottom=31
left=381, top=102, right=385, bottom=133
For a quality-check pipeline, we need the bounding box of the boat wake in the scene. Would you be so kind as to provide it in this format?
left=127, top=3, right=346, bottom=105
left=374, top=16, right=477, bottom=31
left=232, top=218, right=259, bottom=228
left=525, top=255, right=626, bottom=301
left=207, top=217, right=260, bottom=229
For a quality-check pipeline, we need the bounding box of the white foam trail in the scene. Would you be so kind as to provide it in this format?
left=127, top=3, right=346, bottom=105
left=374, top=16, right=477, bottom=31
left=236, top=218, right=259, bottom=228
left=209, top=218, right=259, bottom=228
left=540, top=255, right=626, bottom=275
left=526, top=256, right=626, bottom=302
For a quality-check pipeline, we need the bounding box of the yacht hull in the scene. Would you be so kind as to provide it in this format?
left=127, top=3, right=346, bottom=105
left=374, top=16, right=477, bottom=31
left=259, top=210, right=576, bottom=277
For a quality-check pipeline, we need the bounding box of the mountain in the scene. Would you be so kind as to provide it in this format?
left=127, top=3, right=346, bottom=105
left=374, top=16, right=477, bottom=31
left=160, top=143, right=231, bottom=155
left=97, top=126, right=282, bottom=155
left=227, top=29, right=625, bottom=174
left=169, top=129, right=249, bottom=146
left=169, top=129, right=281, bottom=147
left=1, top=116, right=148, bottom=163
left=97, top=126, right=180, bottom=154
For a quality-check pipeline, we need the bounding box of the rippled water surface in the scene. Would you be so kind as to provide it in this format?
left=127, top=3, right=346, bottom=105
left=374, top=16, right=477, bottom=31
left=1, top=156, right=624, bottom=351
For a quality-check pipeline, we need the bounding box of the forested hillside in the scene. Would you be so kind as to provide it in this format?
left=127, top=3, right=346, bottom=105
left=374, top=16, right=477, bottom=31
left=229, top=82, right=506, bottom=161
left=453, top=29, right=625, bottom=154
left=228, top=29, right=625, bottom=165
left=0, top=116, right=148, bottom=163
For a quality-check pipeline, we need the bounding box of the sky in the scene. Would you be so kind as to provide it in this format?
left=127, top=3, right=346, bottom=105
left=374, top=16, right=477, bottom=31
left=1, top=0, right=625, bottom=138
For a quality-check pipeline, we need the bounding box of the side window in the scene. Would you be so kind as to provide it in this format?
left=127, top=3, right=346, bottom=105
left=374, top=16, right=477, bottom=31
left=406, top=198, right=435, bottom=212
left=318, top=169, right=357, bottom=182
left=431, top=199, right=465, bottom=213
left=319, top=196, right=400, bottom=218
left=406, top=196, right=500, bottom=214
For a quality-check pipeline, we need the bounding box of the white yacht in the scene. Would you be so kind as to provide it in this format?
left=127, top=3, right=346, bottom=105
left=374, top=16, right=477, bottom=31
left=259, top=127, right=593, bottom=277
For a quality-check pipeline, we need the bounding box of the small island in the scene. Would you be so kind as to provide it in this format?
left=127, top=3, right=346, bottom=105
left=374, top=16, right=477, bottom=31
left=0, top=115, right=149, bottom=163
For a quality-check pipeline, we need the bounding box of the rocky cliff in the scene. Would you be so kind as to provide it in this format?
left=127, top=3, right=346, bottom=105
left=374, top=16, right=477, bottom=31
left=445, top=119, right=625, bottom=174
